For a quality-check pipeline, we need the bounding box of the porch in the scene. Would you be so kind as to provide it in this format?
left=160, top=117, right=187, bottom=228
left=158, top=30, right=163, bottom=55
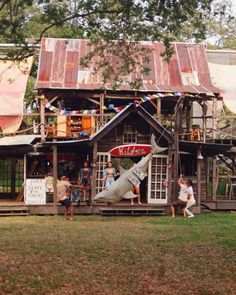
left=0, top=201, right=168, bottom=216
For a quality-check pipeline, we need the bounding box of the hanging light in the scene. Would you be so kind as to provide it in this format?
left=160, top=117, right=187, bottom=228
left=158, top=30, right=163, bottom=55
left=197, top=150, right=204, bottom=160
left=27, top=143, right=44, bottom=156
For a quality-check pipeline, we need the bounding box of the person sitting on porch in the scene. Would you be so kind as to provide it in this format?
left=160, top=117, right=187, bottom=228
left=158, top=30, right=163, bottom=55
left=103, top=161, right=116, bottom=188
left=184, top=179, right=195, bottom=218
left=57, top=176, right=74, bottom=221
left=77, top=161, right=92, bottom=206
left=170, top=174, right=188, bottom=217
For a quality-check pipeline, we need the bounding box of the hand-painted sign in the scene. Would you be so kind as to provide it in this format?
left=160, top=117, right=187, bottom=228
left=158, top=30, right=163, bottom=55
left=109, top=144, right=151, bottom=157
left=127, top=167, right=147, bottom=186
left=25, top=179, right=46, bottom=205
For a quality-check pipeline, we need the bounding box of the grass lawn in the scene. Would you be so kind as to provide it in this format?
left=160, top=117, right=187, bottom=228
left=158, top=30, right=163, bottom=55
left=0, top=213, right=235, bottom=295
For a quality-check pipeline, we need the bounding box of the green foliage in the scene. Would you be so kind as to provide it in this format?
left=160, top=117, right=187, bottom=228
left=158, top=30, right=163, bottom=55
left=0, top=1, right=214, bottom=60
left=1, top=0, right=235, bottom=87
left=205, top=0, right=236, bottom=48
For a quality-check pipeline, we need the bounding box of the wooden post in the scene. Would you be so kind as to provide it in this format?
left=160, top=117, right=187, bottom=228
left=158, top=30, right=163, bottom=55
left=212, top=157, right=217, bottom=201
left=173, top=97, right=184, bottom=199
left=197, top=149, right=202, bottom=207
left=91, top=142, right=98, bottom=201
left=202, top=102, right=208, bottom=143
left=212, top=97, right=217, bottom=141
left=100, top=93, right=105, bottom=126
left=40, top=98, right=46, bottom=143
left=11, top=159, right=16, bottom=194
left=178, top=101, right=183, bottom=140
left=52, top=142, right=58, bottom=204
left=167, top=147, right=172, bottom=205
left=156, top=97, right=161, bottom=122
left=185, top=101, right=191, bottom=141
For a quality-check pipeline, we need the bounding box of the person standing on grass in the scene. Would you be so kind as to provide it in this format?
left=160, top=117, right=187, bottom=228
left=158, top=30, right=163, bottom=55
left=170, top=174, right=188, bottom=217
left=57, top=176, right=74, bottom=221
left=184, top=179, right=195, bottom=218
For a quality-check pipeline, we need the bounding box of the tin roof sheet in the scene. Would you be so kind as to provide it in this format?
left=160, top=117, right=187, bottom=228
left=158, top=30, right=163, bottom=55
left=35, top=38, right=221, bottom=94
left=0, top=135, right=39, bottom=146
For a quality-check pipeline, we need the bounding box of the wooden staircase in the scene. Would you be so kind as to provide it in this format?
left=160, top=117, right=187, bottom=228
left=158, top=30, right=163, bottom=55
left=0, top=207, right=29, bottom=216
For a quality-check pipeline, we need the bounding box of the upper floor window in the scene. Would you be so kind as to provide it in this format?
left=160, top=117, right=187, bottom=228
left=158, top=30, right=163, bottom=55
left=123, top=124, right=137, bottom=144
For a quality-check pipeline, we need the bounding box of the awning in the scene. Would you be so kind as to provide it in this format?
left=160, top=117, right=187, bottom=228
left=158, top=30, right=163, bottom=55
left=0, top=135, right=39, bottom=146
left=208, top=62, right=236, bottom=113
left=180, top=140, right=233, bottom=156
left=0, top=57, right=33, bottom=134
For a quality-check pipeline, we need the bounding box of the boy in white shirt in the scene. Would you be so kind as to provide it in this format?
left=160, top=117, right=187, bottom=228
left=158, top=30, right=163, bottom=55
left=184, top=179, right=196, bottom=218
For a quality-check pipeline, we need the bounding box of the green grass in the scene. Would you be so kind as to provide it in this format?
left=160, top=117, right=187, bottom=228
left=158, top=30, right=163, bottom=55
left=0, top=213, right=235, bottom=295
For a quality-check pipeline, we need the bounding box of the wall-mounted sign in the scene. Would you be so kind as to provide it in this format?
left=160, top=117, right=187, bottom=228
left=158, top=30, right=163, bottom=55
left=25, top=179, right=46, bottom=205
left=109, top=144, right=151, bottom=157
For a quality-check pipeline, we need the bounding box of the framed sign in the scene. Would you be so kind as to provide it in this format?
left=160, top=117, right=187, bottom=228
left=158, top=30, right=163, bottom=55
left=25, top=179, right=46, bottom=205
left=109, top=144, right=151, bottom=157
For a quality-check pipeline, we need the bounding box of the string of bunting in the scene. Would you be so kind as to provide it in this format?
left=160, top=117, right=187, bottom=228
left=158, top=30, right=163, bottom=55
left=43, top=92, right=192, bottom=114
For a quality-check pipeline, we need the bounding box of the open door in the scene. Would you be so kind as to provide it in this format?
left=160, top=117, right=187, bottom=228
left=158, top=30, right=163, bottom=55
left=147, top=155, right=168, bottom=204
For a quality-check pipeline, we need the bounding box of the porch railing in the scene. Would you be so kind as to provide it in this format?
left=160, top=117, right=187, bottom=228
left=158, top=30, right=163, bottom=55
left=21, top=113, right=115, bottom=139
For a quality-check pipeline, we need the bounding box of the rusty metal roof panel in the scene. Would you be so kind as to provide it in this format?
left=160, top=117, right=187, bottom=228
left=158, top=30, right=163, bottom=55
left=35, top=38, right=221, bottom=94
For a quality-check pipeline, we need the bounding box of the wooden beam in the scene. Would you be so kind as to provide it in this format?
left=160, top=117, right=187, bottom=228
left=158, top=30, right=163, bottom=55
left=173, top=97, right=184, bottom=199
left=197, top=149, right=202, bottom=208
left=84, top=97, right=101, bottom=106
left=100, top=93, right=105, bottom=125
left=185, top=101, right=192, bottom=141
left=48, top=95, right=59, bottom=105
left=52, top=142, right=58, bottom=205
left=212, top=157, right=218, bottom=201
left=91, top=142, right=98, bottom=200
left=40, top=99, right=46, bottom=143
left=167, top=147, right=172, bottom=205
left=156, top=97, right=161, bottom=122
left=212, top=97, right=217, bottom=140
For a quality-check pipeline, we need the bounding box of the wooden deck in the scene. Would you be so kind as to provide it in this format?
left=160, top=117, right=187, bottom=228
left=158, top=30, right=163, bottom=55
left=202, top=200, right=236, bottom=210
left=0, top=201, right=171, bottom=216
left=0, top=200, right=235, bottom=216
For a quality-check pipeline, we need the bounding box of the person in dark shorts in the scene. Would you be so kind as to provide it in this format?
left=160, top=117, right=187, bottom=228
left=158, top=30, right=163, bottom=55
left=78, top=161, right=92, bottom=205
left=170, top=174, right=189, bottom=217
left=57, top=176, right=74, bottom=220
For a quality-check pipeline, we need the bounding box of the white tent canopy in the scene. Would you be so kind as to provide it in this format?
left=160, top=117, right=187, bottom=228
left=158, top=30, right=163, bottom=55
left=208, top=62, right=236, bottom=113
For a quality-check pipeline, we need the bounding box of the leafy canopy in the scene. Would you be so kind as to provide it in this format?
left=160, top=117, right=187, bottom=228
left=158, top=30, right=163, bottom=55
left=2, top=0, right=231, bottom=86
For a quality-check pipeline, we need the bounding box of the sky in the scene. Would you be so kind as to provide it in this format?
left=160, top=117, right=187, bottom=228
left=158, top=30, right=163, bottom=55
left=232, top=0, right=236, bottom=14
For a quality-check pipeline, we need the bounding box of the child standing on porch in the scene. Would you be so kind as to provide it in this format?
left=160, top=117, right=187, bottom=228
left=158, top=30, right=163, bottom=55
left=103, top=161, right=116, bottom=188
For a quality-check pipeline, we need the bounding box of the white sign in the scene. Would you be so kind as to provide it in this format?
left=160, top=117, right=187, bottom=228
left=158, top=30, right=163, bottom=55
left=25, top=179, right=46, bottom=205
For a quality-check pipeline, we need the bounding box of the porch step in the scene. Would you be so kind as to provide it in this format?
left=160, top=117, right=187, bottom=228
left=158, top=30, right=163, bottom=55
left=100, top=208, right=165, bottom=216
left=0, top=208, right=29, bottom=216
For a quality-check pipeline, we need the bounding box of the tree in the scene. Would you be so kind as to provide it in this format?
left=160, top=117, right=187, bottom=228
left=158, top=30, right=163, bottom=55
left=0, top=0, right=215, bottom=56
left=205, top=0, right=236, bottom=49
left=0, top=0, right=217, bottom=85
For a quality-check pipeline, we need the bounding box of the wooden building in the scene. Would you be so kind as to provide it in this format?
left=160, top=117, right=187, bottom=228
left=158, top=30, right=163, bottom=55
left=1, top=38, right=235, bottom=214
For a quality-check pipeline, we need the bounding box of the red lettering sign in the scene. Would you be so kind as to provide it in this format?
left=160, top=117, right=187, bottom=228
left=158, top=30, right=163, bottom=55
left=109, top=144, right=151, bottom=157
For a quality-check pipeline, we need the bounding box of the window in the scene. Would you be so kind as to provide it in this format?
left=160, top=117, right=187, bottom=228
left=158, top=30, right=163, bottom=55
left=123, top=124, right=137, bottom=144
left=0, top=158, right=24, bottom=194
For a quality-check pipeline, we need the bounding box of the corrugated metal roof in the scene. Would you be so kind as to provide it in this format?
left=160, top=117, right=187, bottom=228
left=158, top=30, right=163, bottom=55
left=35, top=38, right=220, bottom=94
left=0, top=135, right=39, bottom=146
